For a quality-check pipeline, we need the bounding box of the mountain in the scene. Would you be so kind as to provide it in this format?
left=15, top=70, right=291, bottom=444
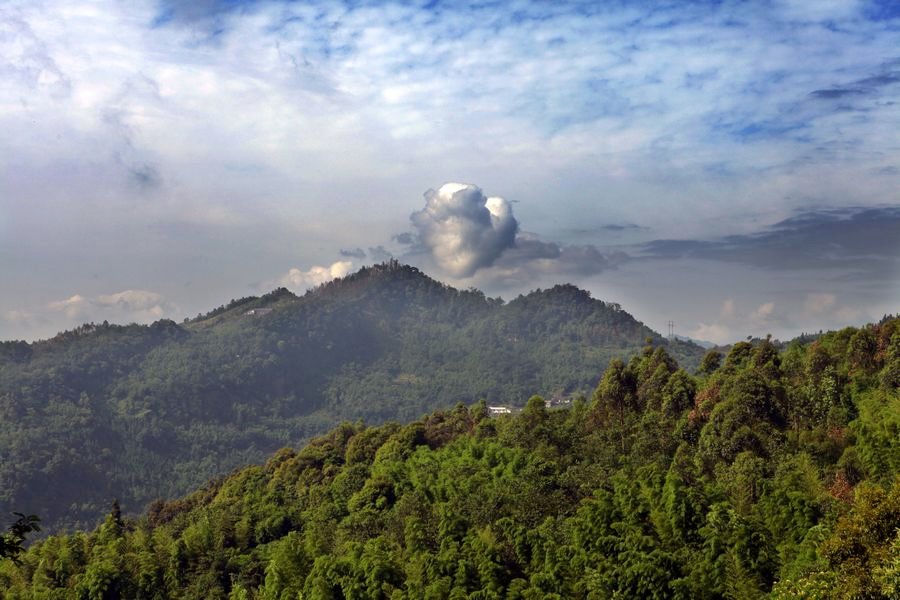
left=0, top=262, right=706, bottom=533
left=674, top=333, right=717, bottom=349
left=2, top=316, right=897, bottom=598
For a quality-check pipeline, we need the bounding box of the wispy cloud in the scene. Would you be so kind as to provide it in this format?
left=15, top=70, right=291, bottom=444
left=5, top=0, right=899, bottom=231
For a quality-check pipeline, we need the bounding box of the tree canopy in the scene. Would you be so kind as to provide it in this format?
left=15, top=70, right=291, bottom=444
left=2, top=313, right=897, bottom=598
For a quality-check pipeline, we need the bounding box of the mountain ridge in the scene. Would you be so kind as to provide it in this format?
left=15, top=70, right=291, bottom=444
left=0, top=262, right=705, bottom=533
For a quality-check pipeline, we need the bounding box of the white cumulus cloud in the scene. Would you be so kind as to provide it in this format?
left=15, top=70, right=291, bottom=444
left=411, top=183, right=518, bottom=278
left=280, top=261, right=354, bottom=290
left=47, top=289, right=172, bottom=324
left=48, top=294, right=89, bottom=319
left=96, top=289, right=166, bottom=314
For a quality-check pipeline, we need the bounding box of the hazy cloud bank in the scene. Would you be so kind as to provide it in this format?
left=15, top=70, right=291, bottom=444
left=642, top=206, right=900, bottom=280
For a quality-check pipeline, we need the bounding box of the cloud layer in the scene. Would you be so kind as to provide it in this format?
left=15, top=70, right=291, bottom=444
left=642, top=206, right=900, bottom=287
left=1, top=1, right=898, bottom=342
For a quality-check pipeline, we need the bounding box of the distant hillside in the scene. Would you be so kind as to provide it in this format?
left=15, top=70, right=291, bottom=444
left=0, top=262, right=705, bottom=533
left=674, top=334, right=716, bottom=349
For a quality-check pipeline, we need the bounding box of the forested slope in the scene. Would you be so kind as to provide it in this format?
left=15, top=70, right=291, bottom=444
left=2, top=317, right=897, bottom=599
left=0, top=262, right=703, bottom=533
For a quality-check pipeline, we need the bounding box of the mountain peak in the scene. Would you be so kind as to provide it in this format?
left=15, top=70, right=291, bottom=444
left=309, top=260, right=464, bottom=302
left=351, top=260, right=431, bottom=283
left=525, top=283, right=595, bottom=304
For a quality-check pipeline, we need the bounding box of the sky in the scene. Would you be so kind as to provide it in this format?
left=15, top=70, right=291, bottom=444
left=1, top=0, right=899, bottom=345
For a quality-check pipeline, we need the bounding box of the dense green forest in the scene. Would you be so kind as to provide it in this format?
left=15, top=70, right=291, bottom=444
left=2, top=315, right=897, bottom=598
left=0, top=262, right=704, bottom=534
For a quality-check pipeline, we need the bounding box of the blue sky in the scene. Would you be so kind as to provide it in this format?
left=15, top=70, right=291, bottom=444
left=1, top=0, right=898, bottom=343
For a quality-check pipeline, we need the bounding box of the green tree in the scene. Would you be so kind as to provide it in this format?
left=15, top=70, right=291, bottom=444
left=698, top=350, right=723, bottom=376
left=591, top=358, right=636, bottom=453
left=0, top=513, right=41, bottom=561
